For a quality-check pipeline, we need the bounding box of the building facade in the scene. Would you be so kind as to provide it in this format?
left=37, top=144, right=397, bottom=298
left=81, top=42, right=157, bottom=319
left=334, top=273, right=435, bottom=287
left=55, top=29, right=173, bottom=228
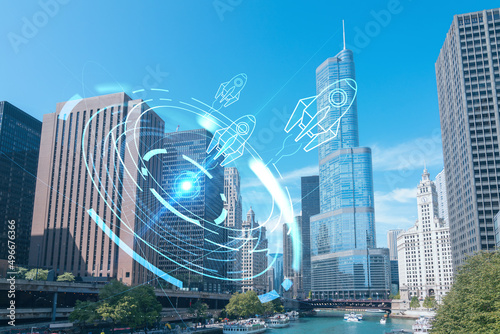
left=268, top=253, right=283, bottom=294
left=159, top=129, right=225, bottom=292
left=300, top=175, right=320, bottom=296
left=434, top=169, right=449, bottom=223
left=0, top=102, right=42, bottom=265
left=241, top=208, right=268, bottom=293
left=310, top=46, right=391, bottom=300
left=388, top=229, right=404, bottom=261
left=29, top=93, right=164, bottom=285
left=436, top=8, right=500, bottom=267
left=224, top=167, right=243, bottom=292
left=397, top=169, right=454, bottom=303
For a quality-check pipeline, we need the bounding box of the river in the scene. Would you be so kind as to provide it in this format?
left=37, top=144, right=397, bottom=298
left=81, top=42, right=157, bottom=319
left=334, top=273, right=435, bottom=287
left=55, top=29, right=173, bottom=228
left=273, top=312, right=414, bottom=334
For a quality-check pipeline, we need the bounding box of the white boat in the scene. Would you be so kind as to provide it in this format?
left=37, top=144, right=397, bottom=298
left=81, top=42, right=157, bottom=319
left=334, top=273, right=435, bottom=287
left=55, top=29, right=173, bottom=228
left=412, top=316, right=432, bottom=333
left=223, top=319, right=267, bottom=334
left=380, top=317, right=387, bottom=324
left=344, top=312, right=362, bottom=322
left=286, top=310, right=299, bottom=321
left=265, top=314, right=290, bottom=328
left=366, top=309, right=385, bottom=313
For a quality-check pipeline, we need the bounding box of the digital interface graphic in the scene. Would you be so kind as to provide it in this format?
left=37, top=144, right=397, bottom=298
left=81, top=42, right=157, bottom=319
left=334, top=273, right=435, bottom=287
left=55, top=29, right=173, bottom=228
left=74, top=76, right=301, bottom=293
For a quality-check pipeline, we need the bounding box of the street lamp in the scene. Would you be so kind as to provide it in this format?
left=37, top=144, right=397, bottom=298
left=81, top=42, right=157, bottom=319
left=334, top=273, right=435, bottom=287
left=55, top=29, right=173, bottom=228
left=335, top=292, right=338, bottom=300
left=376, top=292, right=379, bottom=300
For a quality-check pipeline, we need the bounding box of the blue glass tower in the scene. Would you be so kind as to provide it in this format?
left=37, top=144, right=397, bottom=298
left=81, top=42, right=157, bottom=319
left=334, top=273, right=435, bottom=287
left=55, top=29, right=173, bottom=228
left=310, top=48, right=390, bottom=300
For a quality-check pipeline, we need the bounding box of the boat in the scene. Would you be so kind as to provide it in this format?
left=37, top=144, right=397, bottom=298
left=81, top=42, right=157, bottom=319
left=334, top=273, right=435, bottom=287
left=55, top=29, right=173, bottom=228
left=223, top=319, right=267, bottom=334
left=385, top=330, right=412, bottom=334
left=343, top=312, right=362, bottom=322
left=412, top=316, right=432, bottom=333
left=286, top=310, right=299, bottom=321
left=265, top=314, right=290, bottom=328
left=366, top=309, right=385, bottom=313
left=380, top=317, right=387, bottom=325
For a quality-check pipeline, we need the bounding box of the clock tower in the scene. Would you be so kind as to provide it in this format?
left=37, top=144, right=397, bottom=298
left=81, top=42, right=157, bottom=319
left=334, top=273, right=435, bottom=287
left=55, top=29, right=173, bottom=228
left=417, top=168, right=440, bottom=230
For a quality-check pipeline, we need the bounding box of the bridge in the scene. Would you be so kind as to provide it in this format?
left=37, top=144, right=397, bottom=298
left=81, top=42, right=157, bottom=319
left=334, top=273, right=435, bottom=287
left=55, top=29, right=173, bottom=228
left=0, top=279, right=230, bottom=325
left=286, top=299, right=392, bottom=312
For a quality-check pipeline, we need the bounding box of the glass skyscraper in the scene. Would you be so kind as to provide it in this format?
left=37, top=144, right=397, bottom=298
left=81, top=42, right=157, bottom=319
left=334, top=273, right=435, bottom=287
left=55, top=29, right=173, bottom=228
left=436, top=8, right=500, bottom=268
left=159, top=129, right=225, bottom=292
left=0, top=102, right=41, bottom=265
left=310, top=48, right=391, bottom=300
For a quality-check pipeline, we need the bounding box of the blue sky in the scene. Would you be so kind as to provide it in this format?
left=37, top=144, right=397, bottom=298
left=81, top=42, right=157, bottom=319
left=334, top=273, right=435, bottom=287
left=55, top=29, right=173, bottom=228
left=1, top=0, right=498, bottom=252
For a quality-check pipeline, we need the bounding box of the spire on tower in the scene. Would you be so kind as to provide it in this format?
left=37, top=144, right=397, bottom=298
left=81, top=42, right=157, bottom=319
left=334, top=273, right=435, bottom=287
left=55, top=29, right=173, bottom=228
left=342, top=20, right=346, bottom=50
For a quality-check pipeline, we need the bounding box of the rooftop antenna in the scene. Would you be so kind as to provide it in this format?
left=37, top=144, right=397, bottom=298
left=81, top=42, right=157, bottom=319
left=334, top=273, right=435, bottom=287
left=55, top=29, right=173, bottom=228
left=175, top=125, right=180, bottom=132
left=343, top=20, right=346, bottom=49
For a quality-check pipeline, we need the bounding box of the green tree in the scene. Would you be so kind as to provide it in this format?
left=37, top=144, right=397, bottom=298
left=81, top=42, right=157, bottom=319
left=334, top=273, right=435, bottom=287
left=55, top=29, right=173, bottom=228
left=422, top=296, right=436, bottom=309
left=15, top=267, right=28, bottom=279
left=410, top=296, right=420, bottom=309
left=263, top=298, right=284, bottom=315
left=189, top=300, right=209, bottom=323
left=100, top=280, right=129, bottom=305
left=57, top=272, right=75, bottom=282
left=225, top=291, right=264, bottom=318
left=69, top=300, right=100, bottom=331
left=98, top=296, right=137, bottom=333
left=24, top=269, right=48, bottom=280
left=127, top=284, right=162, bottom=332
left=432, top=251, right=500, bottom=333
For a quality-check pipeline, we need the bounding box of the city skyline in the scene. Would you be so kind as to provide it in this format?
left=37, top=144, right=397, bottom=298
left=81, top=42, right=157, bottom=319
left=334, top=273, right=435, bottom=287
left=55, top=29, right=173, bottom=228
left=4, top=3, right=500, bottom=253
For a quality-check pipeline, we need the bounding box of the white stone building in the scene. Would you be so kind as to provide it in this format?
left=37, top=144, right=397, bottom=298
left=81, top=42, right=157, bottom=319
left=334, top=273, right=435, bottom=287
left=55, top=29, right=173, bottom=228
left=397, top=169, right=454, bottom=303
left=241, top=207, right=268, bottom=293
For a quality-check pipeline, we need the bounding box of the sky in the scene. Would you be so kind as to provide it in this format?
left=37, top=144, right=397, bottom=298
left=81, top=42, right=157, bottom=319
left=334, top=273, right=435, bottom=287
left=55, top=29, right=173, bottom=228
left=1, top=0, right=499, bottom=253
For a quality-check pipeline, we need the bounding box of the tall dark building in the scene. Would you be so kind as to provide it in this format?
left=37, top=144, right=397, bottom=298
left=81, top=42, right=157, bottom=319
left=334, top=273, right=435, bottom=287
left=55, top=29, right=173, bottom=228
left=300, top=175, right=320, bottom=296
left=436, top=8, right=500, bottom=267
left=29, top=93, right=164, bottom=285
left=0, top=102, right=42, bottom=265
left=159, top=129, right=225, bottom=292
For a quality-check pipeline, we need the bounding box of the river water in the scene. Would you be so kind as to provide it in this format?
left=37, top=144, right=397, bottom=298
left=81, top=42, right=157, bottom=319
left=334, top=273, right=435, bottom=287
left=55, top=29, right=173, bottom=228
left=274, top=312, right=414, bottom=334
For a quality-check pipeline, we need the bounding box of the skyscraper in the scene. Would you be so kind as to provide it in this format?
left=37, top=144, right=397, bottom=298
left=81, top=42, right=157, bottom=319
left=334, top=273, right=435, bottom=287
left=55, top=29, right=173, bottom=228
left=159, top=129, right=225, bottom=292
left=387, top=229, right=404, bottom=261
left=436, top=8, right=500, bottom=267
left=0, top=102, right=42, bottom=265
left=268, top=253, right=284, bottom=294
left=241, top=207, right=268, bottom=293
left=300, top=175, right=320, bottom=296
left=434, top=169, right=448, bottom=223
left=224, top=167, right=243, bottom=292
left=310, top=45, right=391, bottom=300
left=397, top=169, right=453, bottom=303
left=29, top=93, right=164, bottom=285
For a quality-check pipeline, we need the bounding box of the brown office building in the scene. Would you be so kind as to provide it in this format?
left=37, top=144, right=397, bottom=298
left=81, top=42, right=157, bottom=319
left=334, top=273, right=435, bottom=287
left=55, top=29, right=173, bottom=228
left=29, top=93, right=165, bottom=285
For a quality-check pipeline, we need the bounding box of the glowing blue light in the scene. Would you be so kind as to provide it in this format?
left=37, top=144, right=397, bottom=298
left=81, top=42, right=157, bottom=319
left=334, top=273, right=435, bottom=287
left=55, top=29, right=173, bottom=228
left=281, top=278, right=293, bottom=291
left=181, top=181, right=192, bottom=191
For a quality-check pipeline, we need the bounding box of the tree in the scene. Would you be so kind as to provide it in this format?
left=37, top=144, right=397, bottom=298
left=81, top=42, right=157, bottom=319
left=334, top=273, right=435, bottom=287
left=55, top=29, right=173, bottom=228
left=15, top=267, right=28, bottom=279
left=189, top=300, right=209, bottom=323
left=127, top=284, right=162, bottom=332
left=57, top=272, right=75, bottom=282
left=225, top=291, right=264, bottom=318
left=308, top=291, right=312, bottom=299
left=98, top=296, right=137, bottom=333
left=422, top=296, right=436, bottom=309
left=69, top=300, right=100, bottom=331
left=263, top=298, right=284, bottom=315
left=24, top=269, right=48, bottom=281
left=432, top=251, right=500, bottom=333
left=410, top=296, right=420, bottom=309
left=100, top=280, right=129, bottom=305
